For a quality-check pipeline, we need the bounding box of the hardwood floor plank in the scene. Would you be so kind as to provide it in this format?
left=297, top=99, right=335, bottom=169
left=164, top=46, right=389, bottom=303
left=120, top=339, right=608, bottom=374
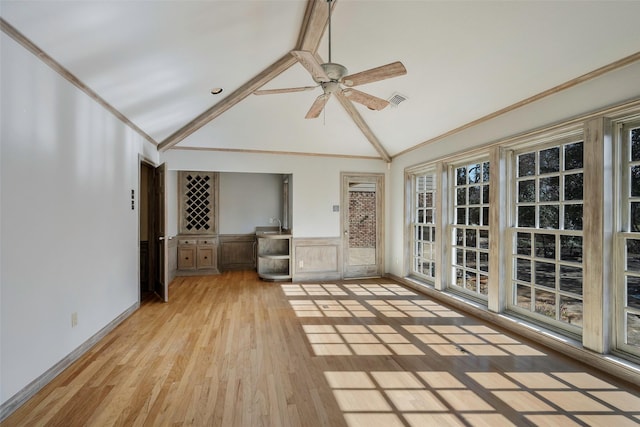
left=2, top=271, right=639, bottom=426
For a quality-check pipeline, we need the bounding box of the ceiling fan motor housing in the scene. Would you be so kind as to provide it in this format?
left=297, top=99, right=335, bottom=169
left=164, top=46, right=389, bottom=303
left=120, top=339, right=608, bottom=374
left=318, top=62, right=348, bottom=82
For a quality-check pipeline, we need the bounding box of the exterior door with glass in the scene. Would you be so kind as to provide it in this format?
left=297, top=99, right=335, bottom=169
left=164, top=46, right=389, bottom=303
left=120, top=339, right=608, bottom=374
left=342, top=173, right=384, bottom=278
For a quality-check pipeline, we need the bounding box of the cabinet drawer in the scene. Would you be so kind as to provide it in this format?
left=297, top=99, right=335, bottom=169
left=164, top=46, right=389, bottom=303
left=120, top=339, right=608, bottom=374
left=198, top=239, right=216, bottom=245
left=197, top=247, right=215, bottom=269
left=178, top=247, right=196, bottom=270
left=178, top=239, right=196, bottom=245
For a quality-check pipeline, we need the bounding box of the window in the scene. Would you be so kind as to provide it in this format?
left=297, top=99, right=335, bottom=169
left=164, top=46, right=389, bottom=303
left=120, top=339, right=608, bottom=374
left=510, top=140, right=584, bottom=331
left=411, top=171, right=437, bottom=280
left=450, top=160, right=490, bottom=299
left=616, top=120, right=640, bottom=357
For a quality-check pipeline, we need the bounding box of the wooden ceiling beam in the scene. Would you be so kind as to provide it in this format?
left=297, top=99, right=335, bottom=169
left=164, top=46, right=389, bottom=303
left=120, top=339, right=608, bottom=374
left=296, top=0, right=336, bottom=53
left=335, top=91, right=391, bottom=163
left=158, top=53, right=297, bottom=152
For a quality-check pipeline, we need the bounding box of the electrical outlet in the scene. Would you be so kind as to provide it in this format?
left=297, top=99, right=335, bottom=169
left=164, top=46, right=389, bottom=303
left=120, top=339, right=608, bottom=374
left=71, top=312, right=78, bottom=328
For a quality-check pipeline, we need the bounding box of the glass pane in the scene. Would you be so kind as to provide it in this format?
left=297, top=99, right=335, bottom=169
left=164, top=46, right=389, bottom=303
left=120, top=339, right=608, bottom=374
left=425, top=209, right=434, bottom=224
left=516, top=284, right=531, bottom=309
left=418, top=192, right=425, bottom=208
left=423, top=244, right=433, bottom=261
left=431, top=226, right=437, bottom=242
left=425, top=192, right=433, bottom=208
left=627, top=313, right=640, bottom=347
left=539, top=147, right=560, bottom=174
left=465, top=229, right=477, bottom=247
left=456, top=167, right=467, bottom=185
left=347, top=181, right=376, bottom=267
left=455, top=248, right=463, bottom=266
left=483, top=162, right=491, bottom=182
left=516, top=258, right=531, bottom=282
left=626, top=239, right=640, bottom=272
left=560, top=236, right=582, bottom=262
left=560, top=296, right=583, bottom=326
left=465, top=273, right=477, bottom=292
left=534, top=233, right=556, bottom=259
left=518, top=180, right=536, bottom=202
left=479, top=274, right=489, bottom=295
left=482, top=184, right=490, bottom=204
left=469, top=207, right=480, bottom=225
left=631, top=202, right=640, bottom=232
left=479, top=230, right=489, bottom=249
left=626, top=276, right=640, bottom=309
left=560, top=265, right=582, bottom=295
left=631, top=166, right=640, bottom=197
left=417, top=209, right=425, bottom=224
left=455, top=268, right=465, bottom=286
left=535, top=261, right=556, bottom=289
left=564, top=204, right=583, bottom=230
left=466, top=250, right=477, bottom=269
left=518, top=206, right=536, bottom=227
left=457, top=188, right=466, bottom=205
left=539, top=176, right=559, bottom=201
left=469, top=186, right=481, bottom=204
left=631, top=128, right=640, bottom=161
left=479, top=252, right=489, bottom=272
left=468, top=164, right=482, bottom=183
left=456, top=208, right=466, bottom=225
left=535, top=290, right=556, bottom=319
left=455, top=228, right=464, bottom=245
left=539, top=205, right=559, bottom=229
left=518, top=152, right=536, bottom=177
left=482, top=207, right=489, bottom=226
left=564, top=173, right=583, bottom=201
left=516, top=232, right=531, bottom=256
left=564, top=141, right=584, bottom=170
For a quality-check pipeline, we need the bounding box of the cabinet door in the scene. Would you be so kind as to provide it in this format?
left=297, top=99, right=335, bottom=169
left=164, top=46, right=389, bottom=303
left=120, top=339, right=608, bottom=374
left=197, top=246, right=215, bottom=269
left=178, top=246, right=196, bottom=270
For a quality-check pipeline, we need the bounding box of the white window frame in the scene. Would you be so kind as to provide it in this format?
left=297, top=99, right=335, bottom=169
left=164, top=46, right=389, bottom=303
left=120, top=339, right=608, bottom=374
left=409, top=169, right=438, bottom=282
left=614, top=118, right=640, bottom=358
left=506, top=134, right=585, bottom=336
left=447, top=157, right=491, bottom=302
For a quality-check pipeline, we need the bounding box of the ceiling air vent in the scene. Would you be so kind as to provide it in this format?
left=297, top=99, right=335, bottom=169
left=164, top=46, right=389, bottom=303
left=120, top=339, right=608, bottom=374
left=388, top=93, right=408, bottom=108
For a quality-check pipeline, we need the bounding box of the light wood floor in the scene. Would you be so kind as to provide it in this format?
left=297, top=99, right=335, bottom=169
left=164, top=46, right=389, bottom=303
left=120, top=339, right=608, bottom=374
left=3, top=271, right=640, bottom=426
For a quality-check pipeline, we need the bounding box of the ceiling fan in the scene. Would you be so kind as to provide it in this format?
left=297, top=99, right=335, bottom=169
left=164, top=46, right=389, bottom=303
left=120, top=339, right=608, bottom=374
left=254, top=0, right=407, bottom=119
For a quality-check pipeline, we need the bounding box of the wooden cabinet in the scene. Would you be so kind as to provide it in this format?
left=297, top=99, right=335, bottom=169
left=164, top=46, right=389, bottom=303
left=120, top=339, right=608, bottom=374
left=177, top=236, right=219, bottom=275
left=257, top=231, right=292, bottom=281
left=219, top=234, right=256, bottom=271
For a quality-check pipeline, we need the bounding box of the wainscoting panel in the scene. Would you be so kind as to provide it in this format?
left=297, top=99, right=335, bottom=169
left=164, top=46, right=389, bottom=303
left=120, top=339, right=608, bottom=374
left=292, top=237, right=342, bottom=281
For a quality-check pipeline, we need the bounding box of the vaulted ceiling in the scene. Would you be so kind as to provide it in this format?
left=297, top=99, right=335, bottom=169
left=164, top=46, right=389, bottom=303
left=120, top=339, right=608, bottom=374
left=2, top=0, right=640, bottom=161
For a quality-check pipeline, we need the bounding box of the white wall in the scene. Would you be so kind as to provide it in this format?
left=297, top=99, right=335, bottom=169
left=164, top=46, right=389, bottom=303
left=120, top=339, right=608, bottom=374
left=0, top=33, right=158, bottom=404
left=219, top=173, right=282, bottom=234
left=388, top=61, right=640, bottom=278
left=161, top=150, right=387, bottom=238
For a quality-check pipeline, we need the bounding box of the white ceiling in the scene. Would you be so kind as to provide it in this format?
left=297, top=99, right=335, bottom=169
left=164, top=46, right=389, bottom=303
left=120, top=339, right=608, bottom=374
left=2, top=0, right=640, bottom=159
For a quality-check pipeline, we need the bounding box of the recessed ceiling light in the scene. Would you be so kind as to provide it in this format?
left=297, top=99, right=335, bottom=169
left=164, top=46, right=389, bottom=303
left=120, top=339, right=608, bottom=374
left=210, top=87, right=223, bottom=95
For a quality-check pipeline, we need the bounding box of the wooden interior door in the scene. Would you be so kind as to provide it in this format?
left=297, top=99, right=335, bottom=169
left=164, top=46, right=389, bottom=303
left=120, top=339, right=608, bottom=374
left=153, top=163, right=169, bottom=301
left=342, top=173, right=384, bottom=278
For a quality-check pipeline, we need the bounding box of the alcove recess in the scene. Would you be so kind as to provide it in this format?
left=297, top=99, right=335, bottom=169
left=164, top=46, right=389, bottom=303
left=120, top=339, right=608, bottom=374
left=177, top=171, right=220, bottom=275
